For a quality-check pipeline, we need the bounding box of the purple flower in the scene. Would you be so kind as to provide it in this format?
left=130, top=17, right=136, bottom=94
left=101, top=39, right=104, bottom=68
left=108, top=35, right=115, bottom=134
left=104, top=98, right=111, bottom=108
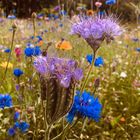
left=15, top=84, right=20, bottom=91
left=71, top=16, right=122, bottom=50
left=34, top=56, right=83, bottom=88
left=34, top=56, right=48, bottom=74
left=54, top=5, right=61, bottom=11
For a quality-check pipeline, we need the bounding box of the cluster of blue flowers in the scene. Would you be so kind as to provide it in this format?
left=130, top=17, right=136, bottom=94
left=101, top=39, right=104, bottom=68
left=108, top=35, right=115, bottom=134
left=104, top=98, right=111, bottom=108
left=67, top=91, right=102, bottom=123
left=8, top=111, right=29, bottom=136
left=0, top=94, right=12, bottom=109
left=8, top=121, right=29, bottom=136
left=86, top=54, right=104, bottom=67
left=24, top=46, right=41, bottom=57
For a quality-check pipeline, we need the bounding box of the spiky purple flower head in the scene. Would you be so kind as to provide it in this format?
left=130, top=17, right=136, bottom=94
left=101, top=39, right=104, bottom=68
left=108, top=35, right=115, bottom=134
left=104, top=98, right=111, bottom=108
left=71, top=15, right=122, bottom=51
left=34, top=56, right=83, bottom=88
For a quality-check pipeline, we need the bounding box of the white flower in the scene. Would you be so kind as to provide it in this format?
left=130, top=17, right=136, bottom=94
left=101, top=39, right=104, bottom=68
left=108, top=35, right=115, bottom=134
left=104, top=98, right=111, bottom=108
left=120, top=72, right=127, bottom=78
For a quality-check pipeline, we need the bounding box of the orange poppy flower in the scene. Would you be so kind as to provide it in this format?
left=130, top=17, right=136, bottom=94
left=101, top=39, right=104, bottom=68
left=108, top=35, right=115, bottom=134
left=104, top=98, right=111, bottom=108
left=87, top=10, right=94, bottom=16
left=56, top=40, right=72, bottom=50
left=120, top=117, right=126, bottom=123
left=38, top=40, right=43, bottom=46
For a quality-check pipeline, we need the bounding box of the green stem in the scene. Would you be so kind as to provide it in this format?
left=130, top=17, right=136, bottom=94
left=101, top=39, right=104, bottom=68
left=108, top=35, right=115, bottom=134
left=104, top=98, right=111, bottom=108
left=44, top=101, right=47, bottom=140
left=80, top=51, right=96, bottom=93
left=61, top=118, right=79, bottom=140
left=33, top=18, right=36, bottom=36
left=3, top=27, right=16, bottom=80
left=46, top=125, right=52, bottom=140
left=52, top=118, right=79, bottom=140
left=51, top=124, right=69, bottom=140
left=79, top=118, right=88, bottom=138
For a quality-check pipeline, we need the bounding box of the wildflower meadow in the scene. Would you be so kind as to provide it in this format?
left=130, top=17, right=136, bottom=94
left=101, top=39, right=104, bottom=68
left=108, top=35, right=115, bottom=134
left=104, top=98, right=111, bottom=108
left=0, top=0, right=140, bottom=140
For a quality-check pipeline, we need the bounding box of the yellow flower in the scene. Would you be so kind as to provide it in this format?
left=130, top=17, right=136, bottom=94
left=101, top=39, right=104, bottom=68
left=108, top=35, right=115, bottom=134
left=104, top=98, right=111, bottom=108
left=0, top=62, right=13, bottom=69
left=56, top=40, right=72, bottom=50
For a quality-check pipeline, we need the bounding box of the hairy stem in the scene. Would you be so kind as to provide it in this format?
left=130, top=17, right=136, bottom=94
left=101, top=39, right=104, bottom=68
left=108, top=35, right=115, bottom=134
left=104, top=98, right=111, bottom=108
left=80, top=50, right=96, bottom=93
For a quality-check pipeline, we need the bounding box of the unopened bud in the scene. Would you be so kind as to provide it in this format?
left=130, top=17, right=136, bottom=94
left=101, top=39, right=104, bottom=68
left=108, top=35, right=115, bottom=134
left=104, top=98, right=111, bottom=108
left=94, top=78, right=100, bottom=88
left=32, top=12, right=37, bottom=18
left=12, top=22, right=17, bottom=31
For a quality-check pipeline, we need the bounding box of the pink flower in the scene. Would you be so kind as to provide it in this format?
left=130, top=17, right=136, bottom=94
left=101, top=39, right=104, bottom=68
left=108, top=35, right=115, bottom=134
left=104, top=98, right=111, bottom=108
left=14, top=46, right=22, bottom=61
left=95, top=2, right=102, bottom=7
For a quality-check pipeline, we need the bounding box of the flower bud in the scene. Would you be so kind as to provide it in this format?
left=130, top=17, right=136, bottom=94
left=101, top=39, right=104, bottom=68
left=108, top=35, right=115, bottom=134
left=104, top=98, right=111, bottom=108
left=12, top=22, right=17, bottom=31
left=95, top=2, right=102, bottom=7
left=32, top=12, right=37, bottom=18
left=94, top=78, right=100, bottom=88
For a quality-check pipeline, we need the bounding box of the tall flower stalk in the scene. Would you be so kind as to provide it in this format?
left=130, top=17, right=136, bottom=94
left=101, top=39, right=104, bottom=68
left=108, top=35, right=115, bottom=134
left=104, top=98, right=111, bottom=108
left=59, top=15, right=123, bottom=140
left=3, top=23, right=17, bottom=80
left=32, top=12, right=37, bottom=37
left=34, top=56, right=83, bottom=139
left=71, top=15, right=122, bottom=92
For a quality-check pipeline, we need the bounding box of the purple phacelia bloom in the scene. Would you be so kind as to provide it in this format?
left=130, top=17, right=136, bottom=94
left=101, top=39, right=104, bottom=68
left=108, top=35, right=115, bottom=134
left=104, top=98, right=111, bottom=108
left=71, top=16, right=122, bottom=51
left=34, top=56, right=83, bottom=88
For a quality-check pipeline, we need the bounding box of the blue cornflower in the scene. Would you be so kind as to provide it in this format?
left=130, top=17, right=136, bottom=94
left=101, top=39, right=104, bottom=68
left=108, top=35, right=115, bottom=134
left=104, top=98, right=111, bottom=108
left=8, top=128, right=15, bottom=136
left=31, top=36, right=34, bottom=40
left=136, top=48, right=140, bottom=52
left=37, top=13, right=44, bottom=18
left=0, top=94, right=12, bottom=109
left=60, top=10, right=67, bottom=16
left=33, top=46, right=41, bottom=56
left=18, top=122, right=29, bottom=133
left=53, top=15, right=59, bottom=20
left=67, top=91, right=102, bottom=123
left=4, top=48, right=11, bottom=53
left=44, top=30, right=48, bottom=33
left=7, top=15, right=16, bottom=19
left=36, top=36, right=43, bottom=41
left=14, top=112, right=20, bottom=121
left=98, top=11, right=106, bottom=16
left=86, top=54, right=93, bottom=64
left=59, top=23, right=63, bottom=27
left=13, top=122, right=20, bottom=129
left=38, top=22, right=42, bottom=26
left=94, top=57, right=104, bottom=67
left=105, top=0, right=116, bottom=5
left=24, top=47, right=34, bottom=57
left=13, top=68, right=23, bottom=77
